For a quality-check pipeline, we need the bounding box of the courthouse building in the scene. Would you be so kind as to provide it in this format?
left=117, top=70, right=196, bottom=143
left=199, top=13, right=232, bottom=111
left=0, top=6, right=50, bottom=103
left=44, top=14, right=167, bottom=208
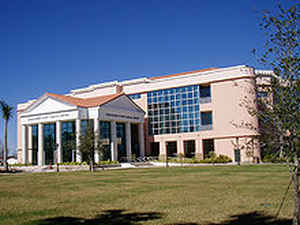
left=17, top=65, right=272, bottom=165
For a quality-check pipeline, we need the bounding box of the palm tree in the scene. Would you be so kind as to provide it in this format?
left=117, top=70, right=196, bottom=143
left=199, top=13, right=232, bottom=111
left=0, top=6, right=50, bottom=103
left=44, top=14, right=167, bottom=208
left=0, top=101, right=13, bottom=171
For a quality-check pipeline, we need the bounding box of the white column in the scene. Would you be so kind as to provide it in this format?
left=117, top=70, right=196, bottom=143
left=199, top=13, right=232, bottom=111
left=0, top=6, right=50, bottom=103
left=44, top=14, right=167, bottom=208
left=38, top=123, right=44, bottom=166
left=126, top=122, right=132, bottom=162
left=160, top=140, right=166, bottom=160
left=22, top=125, right=28, bottom=164
left=177, top=139, right=184, bottom=155
left=27, top=126, right=33, bottom=164
left=110, top=121, right=118, bottom=161
left=56, top=121, right=62, bottom=163
left=195, top=139, right=203, bottom=159
left=94, top=118, right=100, bottom=163
left=138, top=123, right=145, bottom=157
left=76, top=119, right=81, bottom=162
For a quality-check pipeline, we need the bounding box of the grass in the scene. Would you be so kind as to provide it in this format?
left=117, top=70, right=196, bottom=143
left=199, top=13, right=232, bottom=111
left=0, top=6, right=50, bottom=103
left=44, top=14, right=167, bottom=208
left=0, top=165, right=294, bottom=225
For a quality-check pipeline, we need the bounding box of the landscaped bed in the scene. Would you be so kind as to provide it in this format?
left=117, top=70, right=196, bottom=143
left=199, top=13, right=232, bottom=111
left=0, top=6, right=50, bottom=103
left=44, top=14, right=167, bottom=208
left=0, top=165, right=293, bottom=225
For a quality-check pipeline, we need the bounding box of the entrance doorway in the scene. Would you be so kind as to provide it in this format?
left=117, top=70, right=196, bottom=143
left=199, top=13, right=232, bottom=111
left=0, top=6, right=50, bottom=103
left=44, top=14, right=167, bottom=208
left=116, top=122, right=126, bottom=162
left=166, top=141, right=177, bottom=157
left=203, top=139, right=214, bottom=159
left=131, top=124, right=140, bottom=158
left=150, top=142, right=160, bottom=157
left=184, top=140, right=195, bottom=158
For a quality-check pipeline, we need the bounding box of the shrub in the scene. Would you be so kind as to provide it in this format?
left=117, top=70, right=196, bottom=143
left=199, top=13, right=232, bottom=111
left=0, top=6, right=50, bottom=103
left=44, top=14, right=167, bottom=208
left=10, top=163, right=33, bottom=167
left=262, top=154, right=285, bottom=163
left=95, top=160, right=120, bottom=165
left=215, top=154, right=232, bottom=163
left=155, top=154, right=232, bottom=164
left=58, top=162, right=87, bottom=166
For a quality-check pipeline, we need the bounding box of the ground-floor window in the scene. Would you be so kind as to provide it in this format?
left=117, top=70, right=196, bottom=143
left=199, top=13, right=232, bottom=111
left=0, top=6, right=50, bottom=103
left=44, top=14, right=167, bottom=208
left=43, top=123, right=56, bottom=165
left=166, top=141, right=177, bottom=157
left=62, top=121, right=76, bottom=162
left=99, top=121, right=111, bottom=161
left=80, top=120, right=94, bottom=162
left=117, top=122, right=126, bottom=161
left=131, top=124, right=140, bottom=158
left=150, top=142, right=160, bottom=156
left=31, top=125, right=38, bottom=165
left=203, top=139, right=214, bottom=159
left=184, top=140, right=195, bottom=158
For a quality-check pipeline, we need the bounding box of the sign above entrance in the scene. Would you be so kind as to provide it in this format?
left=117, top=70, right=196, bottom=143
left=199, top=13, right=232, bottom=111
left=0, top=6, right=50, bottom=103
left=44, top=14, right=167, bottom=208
left=21, top=110, right=78, bottom=125
left=106, top=113, right=140, bottom=121
left=28, top=113, right=70, bottom=122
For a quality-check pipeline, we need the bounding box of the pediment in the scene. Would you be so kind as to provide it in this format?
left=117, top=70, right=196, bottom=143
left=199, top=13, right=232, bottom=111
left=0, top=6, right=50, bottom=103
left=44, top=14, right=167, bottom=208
left=101, top=95, right=145, bottom=114
left=21, top=95, right=78, bottom=116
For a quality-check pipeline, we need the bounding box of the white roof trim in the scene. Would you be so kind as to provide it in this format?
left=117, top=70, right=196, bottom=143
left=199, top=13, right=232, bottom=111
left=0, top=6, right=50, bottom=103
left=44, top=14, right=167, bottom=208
left=120, top=77, right=150, bottom=86
left=254, top=69, right=275, bottom=76
left=20, top=94, right=77, bottom=115
left=70, top=81, right=119, bottom=94
left=149, top=65, right=251, bottom=83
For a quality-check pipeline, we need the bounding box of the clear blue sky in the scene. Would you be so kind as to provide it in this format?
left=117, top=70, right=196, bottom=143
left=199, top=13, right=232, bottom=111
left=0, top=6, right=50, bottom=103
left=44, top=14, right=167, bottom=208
left=0, top=0, right=279, bottom=154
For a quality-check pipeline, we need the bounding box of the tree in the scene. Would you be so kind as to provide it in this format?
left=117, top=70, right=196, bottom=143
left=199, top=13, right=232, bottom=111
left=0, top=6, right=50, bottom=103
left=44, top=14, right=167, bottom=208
left=250, top=3, right=299, bottom=224
left=78, top=123, right=105, bottom=172
left=0, top=140, right=3, bottom=164
left=0, top=101, right=14, bottom=172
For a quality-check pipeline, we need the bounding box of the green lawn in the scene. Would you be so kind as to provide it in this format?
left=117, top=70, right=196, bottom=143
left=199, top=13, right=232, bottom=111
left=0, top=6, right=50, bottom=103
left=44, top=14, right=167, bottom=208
left=0, top=165, right=294, bottom=225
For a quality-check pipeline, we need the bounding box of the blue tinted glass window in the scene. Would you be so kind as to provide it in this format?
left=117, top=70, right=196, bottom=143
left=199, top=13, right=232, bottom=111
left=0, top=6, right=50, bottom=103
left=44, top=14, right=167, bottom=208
left=200, top=85, right=211, bottom=98
left=129, top=93, right=141, bottom=100
left=257, top=91, right=268, bottom=98
left=147, top=85, right=205, bottom=135
left=100, top=121, right=111, bottom=139
left=201, top=112, right=213, bottom=125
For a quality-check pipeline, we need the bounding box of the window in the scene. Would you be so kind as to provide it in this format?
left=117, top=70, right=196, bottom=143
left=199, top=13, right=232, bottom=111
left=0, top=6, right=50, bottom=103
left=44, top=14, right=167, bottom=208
left=99, top=121, right=111, bottom=160
left=203, top=139, right=214, bottom=159
left=147, top=85, right=203, bottom=135
left=201, top=112, right=212, bottom=126
left=80, top=120, right=93, bottom=135
left=31, top=125, right=38, bottom=165
left=100, top=121, right=111, bottom=139
left=184, top=140, right=195, bottom=158
left=129, top=93, right=141, bottom=100
left=116, top=122, right=126, bottom=161
left=62, top=121, right=76, bottom=163
left=200, top=85, right=211, bottom=98
left=256, top=91, right=268, bottom=98
left=43, top=123, right=56, bottom=165
left=166, top=141, right=177, bottom=157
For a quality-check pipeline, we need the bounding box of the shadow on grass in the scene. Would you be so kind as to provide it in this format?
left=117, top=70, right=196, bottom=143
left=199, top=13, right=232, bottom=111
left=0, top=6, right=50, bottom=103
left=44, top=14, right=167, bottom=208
left=167, top=211, right=291, bottom=225
left=33, top=209, right=162, bottom=225
left=30, top=210, right=292, bottom=225
left=204, top=211, right=292, bottom=225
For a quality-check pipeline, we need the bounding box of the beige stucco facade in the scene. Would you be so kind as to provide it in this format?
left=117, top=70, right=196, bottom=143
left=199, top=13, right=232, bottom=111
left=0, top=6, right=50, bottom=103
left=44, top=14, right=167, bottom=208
left=17, top=65, right=273, bottom=164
